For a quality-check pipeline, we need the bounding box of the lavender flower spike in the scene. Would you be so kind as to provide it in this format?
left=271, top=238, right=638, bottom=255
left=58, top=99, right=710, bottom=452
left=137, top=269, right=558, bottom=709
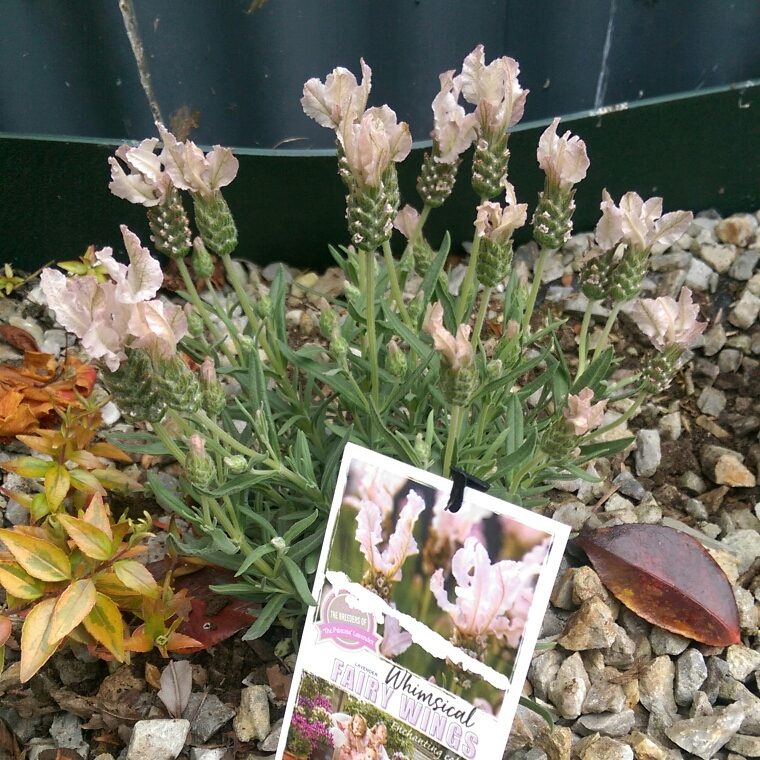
left=537, top=118, right=590, bottom=194
left=563, top=388, right=608, bottom=436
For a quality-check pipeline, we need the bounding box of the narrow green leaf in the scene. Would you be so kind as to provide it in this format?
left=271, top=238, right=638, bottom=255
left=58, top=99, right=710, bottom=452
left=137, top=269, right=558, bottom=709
left=235, top=543, right=276, bottom=577
left=282, top=510, right=320, bottom=545
left=281, top=555, right=316, bottom=606
left=241, top=594, right=288, bottom=641
left=569, top=345, right=614, bottom=396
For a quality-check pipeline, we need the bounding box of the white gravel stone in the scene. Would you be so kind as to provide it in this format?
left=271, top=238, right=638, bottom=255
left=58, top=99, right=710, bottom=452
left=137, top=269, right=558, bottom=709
left=730, top=250, right=760, bottom=281
left=697, top=386, right=727, bottom=417
left=650, top=627, right=690, bottom=656
left=730, top=290, right=760, bottom=329
left=548, top=652, right=590, bottom=719
left=665, top=703, right=746, bottom=760
left=635, top=429, right=661, bottom=477
left=685, top=258, right=715, bottom=291
left=126, top=720, right=190, bottom=760
left=727, top=645, right=760, bottom=682
left=722, top=530, right=760, bottom=574
left=233, top=685, right=270, bottom=742
left=100, top=401, right=121, bottom=426
left=676, top=648, right=708, bottom=706
left=700, top=244, right=739, bottom=273
left=658, top=411, right=682, bottom=441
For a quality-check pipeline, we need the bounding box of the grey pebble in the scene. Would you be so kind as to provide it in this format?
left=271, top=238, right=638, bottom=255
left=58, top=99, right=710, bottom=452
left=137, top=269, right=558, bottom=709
left=635, top=429, right=661, bottom=478
left=126, top=720, right=190, bottom=760
left=675, top=649, right=708, bottom=706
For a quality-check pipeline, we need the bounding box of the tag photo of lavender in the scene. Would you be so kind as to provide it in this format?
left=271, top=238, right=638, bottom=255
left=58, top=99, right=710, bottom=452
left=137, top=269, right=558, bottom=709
left=325, top=454, right=556, bottom=710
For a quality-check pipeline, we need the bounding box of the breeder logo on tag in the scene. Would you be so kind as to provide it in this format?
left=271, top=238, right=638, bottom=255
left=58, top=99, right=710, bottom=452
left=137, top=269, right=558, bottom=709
left=278, top=444, right=569, bottom=760
left=318, top=592, right=380, bottom=653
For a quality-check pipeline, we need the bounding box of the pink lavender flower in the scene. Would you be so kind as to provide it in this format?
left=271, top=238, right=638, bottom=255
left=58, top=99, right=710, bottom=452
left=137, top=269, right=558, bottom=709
left=301, top=59, right=372, bottom=130
left=431, top=70, right=478, bottom=163
left=40, top=226, right=186, bottom=370
left=430, top=536, right=549, bottom=652
left=422, top=302, right=473, bottom=371
left=631, top=287, right=707, bottom=351
left=356, top=490, right=425, bottom=594
left=338, top=105, right=412, bottom=189
left=108, top=138, right=173, bottom=207
left=158, top=125, right=239, bottom=201
left=460, top=45, right=528, bottom=141
left=474, top=182, right=528, bottom=244
left=537, top=118, right=590, bottom=194
left=393, top=205, right=421, bottom=240
left=380, top=613, right=413, bottom=658
left=595, top=190, right=693, bottom=252
left=563, top=388, right=608, bottom=436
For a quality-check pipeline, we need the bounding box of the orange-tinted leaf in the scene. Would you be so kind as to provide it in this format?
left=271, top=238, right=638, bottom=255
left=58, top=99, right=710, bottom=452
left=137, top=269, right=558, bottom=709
left=66, top=450, right=104, bottom=470
left=82, top=593, right=124, bottom=661
left=83, top=493, right=113, bottom=539
left=145, top=662, right=162, bottom=689
left=86, top=442, right=134, bottom=463
left=45, top=465, right=71, bottom=511
left=57, top=515, right=112, bottom=561
left=0, top=488, right=33, bottom=509
left=68, top=468, right=107, bottom=495
left=49, top=579, right=97, bottom=644
left=92, top=468, right=142, bottom=492
left=1, top=456, right=52, bottom=478
left=20, top=598, right=60, bottom=682
left=0, top=325, right=39, bottom=352
left=576, top=524, right=741, bottom=646
left=124, top=627, right=153, bottom=653
left=94, top=571, right=140, bottom=598
left=16, top=434, right=58, bottom=457
left=113, top=561, right=160, bottom=599
left=0, top=390, right=40, bottom=436
left=165, top=632, right=204, bottom=653
left=0, top=562, right=46, bottom=599
left=0, top=529, right=71, bottom=582
left=0, top=616, right=12, bottom=647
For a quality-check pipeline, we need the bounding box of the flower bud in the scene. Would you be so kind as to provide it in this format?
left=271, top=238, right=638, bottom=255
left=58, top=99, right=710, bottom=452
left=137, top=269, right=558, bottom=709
left=101, top=348, right=166, bottom=423
left=330, top=328, right=349, bottom=359
left=471, top=135, right=510, bottom=200
left=224, top=455, right=248, bottom=474
left=270, top=536, right=287, bottom=552
left=154, top=354, right=202, bottom=413
left=532, top=187, right=577, bottom=250
left=640, top=344, right=684, bottom=393
left=385, top=339, right=407, bottom=379
left=147, top=185, right=192, bottom=260
left=238, top=334, right=255, bottom=354
left=319, top=302, right=337, bottom=339
left=185, top=433, right=215, bottom=487
left=344, top=281, right=362, bottom=303
left=184, top=306, right=205, bottom=338
left=256, top=293, right=273, bottom=319
left=476, top=239, right=514, bottom=287
left=486, top=359, right=503, bottom=381
left=578, top=249, right=616, bottom=301
left=407, top=291, right=426, bottom=326
left=609, top=247, right=649, bottom=303
left=191, top=237, right=215, bottom=280
left=192, top=189, right=238, bottom=256
left=417, top=153, right=460, bottom=208
left=439, top=363, right=479, bottom=407
left=199, top=359, right=226, bottom=416
left=414, top=433, right=432, bottom=464
left=411, top=237, right=435, bottom=277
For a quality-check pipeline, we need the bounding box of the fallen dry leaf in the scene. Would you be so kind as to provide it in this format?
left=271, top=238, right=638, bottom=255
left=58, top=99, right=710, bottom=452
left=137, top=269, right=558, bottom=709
left=0, top=325, right=39, bottom=353
left=266, top=664, right=292, bottom=700
left=144, top=662, right=162, bottom=690
left=576, top=524, right=741, bottom=646
left=158, top=660, right=192, bottom=718
left=0, top=352, right=96, bottom=436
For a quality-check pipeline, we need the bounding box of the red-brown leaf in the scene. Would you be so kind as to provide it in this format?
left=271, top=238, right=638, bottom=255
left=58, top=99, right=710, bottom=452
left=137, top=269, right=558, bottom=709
left=0, top=325, right=39, bottom=353
left=576, top=524, right=741, bottom=646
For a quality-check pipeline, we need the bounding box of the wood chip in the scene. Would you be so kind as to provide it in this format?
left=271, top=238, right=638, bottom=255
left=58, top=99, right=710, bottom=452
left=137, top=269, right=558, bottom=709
left=695, top=415, right=730, bottom=438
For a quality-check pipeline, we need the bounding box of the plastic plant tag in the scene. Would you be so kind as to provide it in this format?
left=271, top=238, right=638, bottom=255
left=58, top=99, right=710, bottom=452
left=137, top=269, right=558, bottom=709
left=277, top=443, right=569, bottom=760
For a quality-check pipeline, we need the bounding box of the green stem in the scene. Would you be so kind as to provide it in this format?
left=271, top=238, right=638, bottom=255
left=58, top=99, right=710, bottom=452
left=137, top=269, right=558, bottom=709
left=474, top=400, right=491, bottom=448
left=364, top=249, right=380, bottom=407
left=576, top=299, right=597, bottom=379
left=153, top=421, right=186, bottom=467
left=455, top=232, right=483, bottom=326
left=471, top=286, right=493, bottom=347
left=522, top=245, right=550, bottom=335
left=382, top=240, right=412, bottom=328
left=442, top=405, right=465, bottom=478
left=586, top=390, right=646, bottom=442
left=175, top=258, right=236, bottom=366
left=592, top=301, right=623, bottom=363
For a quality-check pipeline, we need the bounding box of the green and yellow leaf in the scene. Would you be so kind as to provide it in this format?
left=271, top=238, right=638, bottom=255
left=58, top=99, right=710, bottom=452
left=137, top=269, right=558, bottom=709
left=49, top=579, right=97, bottom=644
left=20, top=598, right=60, bottom=682
left=87, top=442, right=133, bottom=463
left=92, top=468, right=141, bottom=492
left=0, top=530, right=71, bottom=582
left=66, top=450, right=104, bottom=470
left=68, top=468, right=107, bottom=495
left=113, top=561, right=160, bottom=599
left=45, top=465, right=71, bottom=511
left=15, top=435, right=58, bottom=457
left=57, top=515, right=112, bottom=562
left=1, top=456, right=53, bottom=479
left=0, top=562, right=45, bottom=600
left=83, top=593, right=124, bottom=661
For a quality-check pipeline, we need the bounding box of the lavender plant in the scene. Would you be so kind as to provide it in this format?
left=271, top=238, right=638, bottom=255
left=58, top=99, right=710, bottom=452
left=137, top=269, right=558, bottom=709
left=38, top=45, right=705, bottom=643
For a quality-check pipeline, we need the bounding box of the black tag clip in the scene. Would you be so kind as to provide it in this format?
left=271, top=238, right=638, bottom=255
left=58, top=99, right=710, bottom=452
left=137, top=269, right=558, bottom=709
left=446, top=467, right=490, bottom=513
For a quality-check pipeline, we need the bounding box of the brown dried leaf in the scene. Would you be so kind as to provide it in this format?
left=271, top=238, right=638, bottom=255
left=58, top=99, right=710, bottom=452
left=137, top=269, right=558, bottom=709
left=145, top=662, right=162, bottom=690
left=576, top=524, right=741, bottom=646
left=266, top=664, right=292, bottom=700
left=157, top=660, right=192, bottom=718
left=0, top=325, right=39, bottom=353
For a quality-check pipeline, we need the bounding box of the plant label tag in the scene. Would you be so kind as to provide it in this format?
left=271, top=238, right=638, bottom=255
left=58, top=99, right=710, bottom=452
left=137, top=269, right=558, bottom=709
left=277, top=443, right=569, bottom=760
